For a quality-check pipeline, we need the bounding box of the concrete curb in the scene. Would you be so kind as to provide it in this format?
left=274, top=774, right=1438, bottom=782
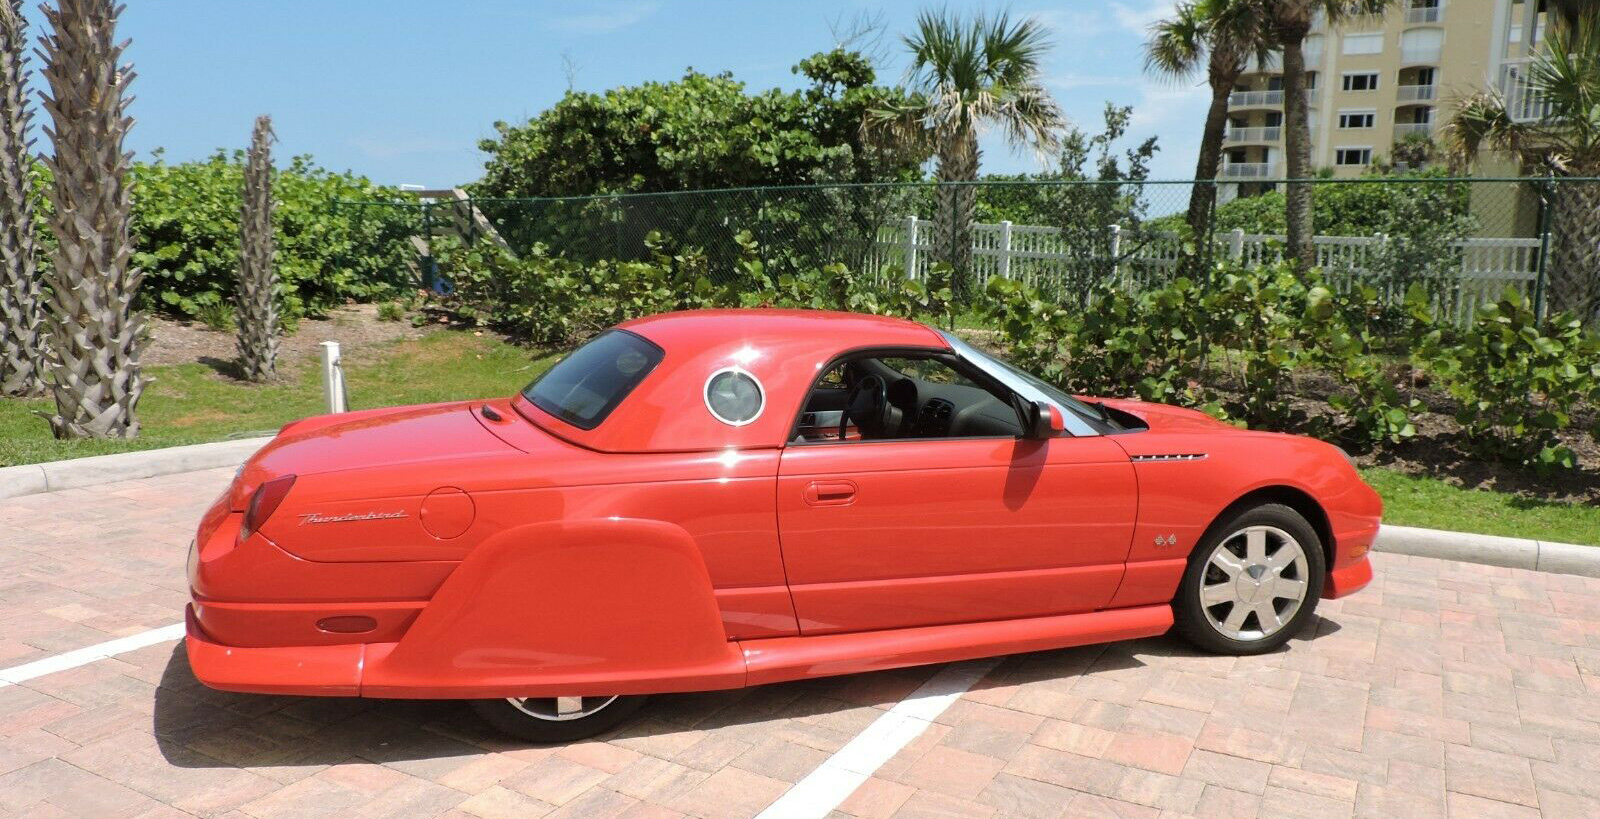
left=1374, top=524, right=1600, bottom=579
left=0, top=436, right=273, bottom=501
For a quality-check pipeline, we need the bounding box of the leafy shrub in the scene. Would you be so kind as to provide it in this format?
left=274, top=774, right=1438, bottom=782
left=1300, top=281, right=1432, bottom=447
left=1195, top=168, right=1472, bottom=236
left=1431, top=290, right=1600, bottom=471
left=129, top=150, right=418, bottom=320
left=432, top=230, right=947, bottom=346
left=376, top=302, right=405, bottom=322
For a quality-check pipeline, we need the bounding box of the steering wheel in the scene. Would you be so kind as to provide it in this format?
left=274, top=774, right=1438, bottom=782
left=841, top=374, right=890, bottom=440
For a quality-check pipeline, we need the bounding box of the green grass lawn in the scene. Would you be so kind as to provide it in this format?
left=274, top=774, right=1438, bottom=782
left=0, top=331, right=559, bottom=467
left=1362, top=467, right=1600, bottom=546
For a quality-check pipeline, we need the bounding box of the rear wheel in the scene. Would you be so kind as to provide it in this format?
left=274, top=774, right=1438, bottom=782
left=469, top=694, right=647, bottom=743
left=1174, top=503, right=1325, bottom=655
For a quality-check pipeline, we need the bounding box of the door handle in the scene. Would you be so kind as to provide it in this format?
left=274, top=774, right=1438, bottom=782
left=803, top=480, right=857, bottom=506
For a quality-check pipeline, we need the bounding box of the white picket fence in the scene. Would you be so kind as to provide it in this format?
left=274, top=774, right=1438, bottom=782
left=867, top=216, right=1542, bottom=326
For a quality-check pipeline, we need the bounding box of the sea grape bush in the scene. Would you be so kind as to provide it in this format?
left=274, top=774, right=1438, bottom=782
left=128, top=150, right=417, bottom=320
left=433, top=236, right=1598, bottom=472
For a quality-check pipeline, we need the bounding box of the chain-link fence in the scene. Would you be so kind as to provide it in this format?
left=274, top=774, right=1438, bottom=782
left=339, top=177, right=1600, bottom=328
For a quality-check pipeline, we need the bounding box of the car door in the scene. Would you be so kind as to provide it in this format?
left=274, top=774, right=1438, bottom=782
left=776, top=384, right=1138, bottom=636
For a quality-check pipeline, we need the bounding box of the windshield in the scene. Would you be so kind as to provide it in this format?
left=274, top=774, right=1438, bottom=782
left=523, top=329, right=664, bottom=430
left=937, top=331, right=1105, bottom=435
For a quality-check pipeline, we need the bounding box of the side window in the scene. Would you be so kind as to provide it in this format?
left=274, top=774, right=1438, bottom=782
left=793, top=355, right=1022, bottom=443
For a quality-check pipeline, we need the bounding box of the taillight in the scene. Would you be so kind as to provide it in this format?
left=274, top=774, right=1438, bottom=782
left=239, top=475, right=296, bottom=542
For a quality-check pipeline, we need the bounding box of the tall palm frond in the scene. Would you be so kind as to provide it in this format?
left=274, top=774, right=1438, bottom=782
left=1145, top=0, right=1271, bottom=244
left=868, top=9, right=1064, bottom=297
left=1443, top=12, right=1600, bottom=319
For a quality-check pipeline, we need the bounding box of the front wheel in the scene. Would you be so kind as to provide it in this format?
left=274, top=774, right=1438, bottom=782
left=1174, top=503, right=1326, bottom=655
left=469, top=694, right=647, bottom=743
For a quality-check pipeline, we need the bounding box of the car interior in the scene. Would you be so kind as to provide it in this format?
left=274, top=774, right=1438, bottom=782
left=792, top=354, right=1027, bottom=443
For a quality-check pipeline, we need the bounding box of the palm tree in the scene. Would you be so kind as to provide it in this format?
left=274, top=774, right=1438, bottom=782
left=1443, top=12, right=1600, bottom=319
left=1145, top=0, right=1270, bottom=243
left=1256, top=0, right=1393, bottom=267
left=37, top=0, right=145, bottom=437
left=0, top=0, right=45, bottom=397
left=237, top=115, right=280, bottom=381
left=869, top=10, right=1064, bottom=299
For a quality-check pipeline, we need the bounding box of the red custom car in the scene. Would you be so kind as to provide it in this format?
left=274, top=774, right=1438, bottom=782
left=186, top=309, right=1379, bottom=741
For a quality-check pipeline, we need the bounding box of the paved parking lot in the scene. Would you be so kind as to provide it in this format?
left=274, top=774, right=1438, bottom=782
left=1, top=470, right=1598, bottom=819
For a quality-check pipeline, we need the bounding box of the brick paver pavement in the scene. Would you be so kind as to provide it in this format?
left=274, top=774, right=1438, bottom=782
left=1, top=470, right=1598, bottom=818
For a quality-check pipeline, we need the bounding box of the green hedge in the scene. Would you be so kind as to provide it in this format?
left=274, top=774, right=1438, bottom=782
left=434, top=237, right=1599, bottom=473
left=127, top=151, right=418, bottom=320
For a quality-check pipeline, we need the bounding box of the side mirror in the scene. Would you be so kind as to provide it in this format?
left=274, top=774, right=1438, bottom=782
left=1023, top=400, right=1064, bottom=439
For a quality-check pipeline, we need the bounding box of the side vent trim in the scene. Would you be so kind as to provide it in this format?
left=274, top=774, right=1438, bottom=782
left=1129, top=453, right=1208, bottom=462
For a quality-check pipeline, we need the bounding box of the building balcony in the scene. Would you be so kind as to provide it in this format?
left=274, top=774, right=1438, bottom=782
left=1245, top=52, right=1282, bottom=73
left=1219, top=161, right=1279, bottom=179
left=1393, top=122, right=1434, bottom=138
left=1499, top=58, right=1553, bottom=122
left=1401, top=44, right=1442, bottom=64
left=1405, top=6, right=1443, bottom=24
left=1229, top=89, right=1283, bottom=107
left=1395, top=83, right=1437, bottom=102
left=1224, top=126, right=1283, bottom=144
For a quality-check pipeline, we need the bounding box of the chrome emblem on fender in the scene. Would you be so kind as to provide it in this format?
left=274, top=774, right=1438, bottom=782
left=298, top=511, right=408, bottom=525
left=1154, top=534, right=1178, bottom=546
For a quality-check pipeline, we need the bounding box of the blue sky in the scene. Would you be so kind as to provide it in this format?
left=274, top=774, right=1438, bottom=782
left=16, top=0, right=1204, bottom=188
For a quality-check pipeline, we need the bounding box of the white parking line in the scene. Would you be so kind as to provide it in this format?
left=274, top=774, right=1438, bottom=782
left=3, top=619, right=995, bottom=819
left=753, top=658, right=1000, bottom=819
left=0, top=622, right=185, bottom=687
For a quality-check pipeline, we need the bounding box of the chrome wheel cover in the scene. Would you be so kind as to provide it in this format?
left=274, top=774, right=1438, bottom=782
left=1199, top=525, right=1309, bottom=641
left=506, top=695, right=620, bottom=722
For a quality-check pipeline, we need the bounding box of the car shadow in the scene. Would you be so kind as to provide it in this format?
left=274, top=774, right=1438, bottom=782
left=152, top=614, right=1341, bottom=768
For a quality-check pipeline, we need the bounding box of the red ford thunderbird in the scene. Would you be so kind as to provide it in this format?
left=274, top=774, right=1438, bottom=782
left=186, top=309, right=1379, bottom=741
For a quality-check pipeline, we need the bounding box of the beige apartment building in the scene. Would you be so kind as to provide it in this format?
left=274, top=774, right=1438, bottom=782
left=1218, top=0, right=1557, bottom=203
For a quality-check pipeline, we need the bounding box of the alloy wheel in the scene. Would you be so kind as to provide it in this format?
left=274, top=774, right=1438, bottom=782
left=1198, top=525, right=1310, bottom=641
left=505, top=695, right=620, bottom=722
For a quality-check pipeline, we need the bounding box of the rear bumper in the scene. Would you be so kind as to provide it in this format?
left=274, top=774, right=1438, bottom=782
left=185, top=604, right=368, bottom=696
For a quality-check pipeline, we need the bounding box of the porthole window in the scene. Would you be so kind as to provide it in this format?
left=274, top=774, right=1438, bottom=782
left=705, top=367, right=764, bottom=426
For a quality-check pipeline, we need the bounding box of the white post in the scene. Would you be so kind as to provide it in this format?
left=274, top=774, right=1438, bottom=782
left=1229, top=228, right=1246, bottom=261
left=902, top=216, right=919, bottom=280
left=1108, top=224, right=1122, bottom=282
left=320, top=341, right=347, bottom=414
left=998, top=220, right=1013, bottom=280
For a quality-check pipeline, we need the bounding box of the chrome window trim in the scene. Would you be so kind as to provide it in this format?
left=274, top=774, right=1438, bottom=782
left=937, top=330, right=1100, bottom=437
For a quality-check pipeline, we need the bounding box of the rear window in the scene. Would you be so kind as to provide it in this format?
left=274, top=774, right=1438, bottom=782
left=523, top=330, right=664, bottom=430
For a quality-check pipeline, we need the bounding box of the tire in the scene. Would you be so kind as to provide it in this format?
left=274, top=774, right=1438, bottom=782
left=469, top=695, right=648, bottom=743
left=1174, top=503, right=1326, bottom=655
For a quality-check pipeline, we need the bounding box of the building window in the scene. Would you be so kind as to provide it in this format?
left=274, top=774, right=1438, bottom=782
left=1342, top=32, right=1384, bottom=55
left=1338, top=111, right=1376, bottom=128
left=1334, top=147, right=1373, bottom=166
left=1342, top=72, right=1380, bottom=91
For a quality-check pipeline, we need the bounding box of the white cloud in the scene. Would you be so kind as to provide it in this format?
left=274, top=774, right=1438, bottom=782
left=1047, top=73, right=1141, bottom=90
left=1111, top=0, right=1180, bottom=36
left=1029, top=8, right=1112, bottom=40
left=547, top=1, right=659, bottom=35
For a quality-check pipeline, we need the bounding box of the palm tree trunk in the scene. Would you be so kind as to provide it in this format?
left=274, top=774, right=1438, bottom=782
left=1546, top=179, right=1600, bottom=323
left=0, top=0, right=45, bottom=397
left=934, top=126, right=979, bottom=300
left=1280, top=34, right=1315, bottom=268
left=1187, top=70, right=1237, bottom=243
left=37, top=0, right=144, bottom=438
left=237, top=115, right=279, bottom=381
